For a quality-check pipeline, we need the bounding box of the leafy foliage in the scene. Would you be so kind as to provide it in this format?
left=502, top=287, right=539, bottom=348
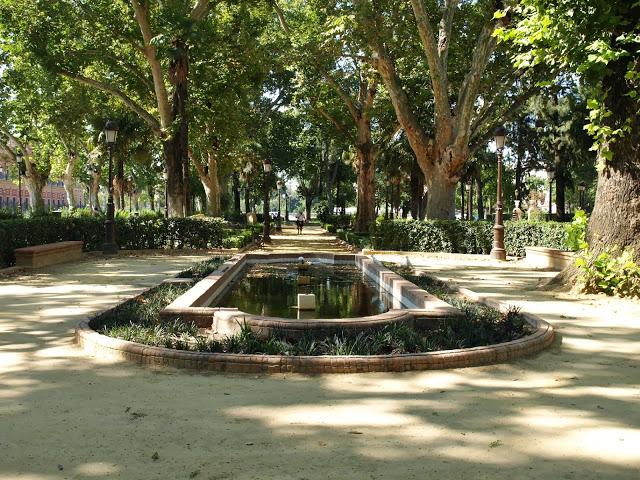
left=576, top=247, right=640, bottom=299
left=0, top=216, right=236, bottom=267
left=565, top=210, right=588, bottom=252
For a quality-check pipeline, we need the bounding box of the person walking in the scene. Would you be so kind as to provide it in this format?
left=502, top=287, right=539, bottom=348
left=295, top=212, right=305, bottom=235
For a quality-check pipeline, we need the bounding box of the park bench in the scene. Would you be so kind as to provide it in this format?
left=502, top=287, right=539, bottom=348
left=14, top=241, right=84, bottom=269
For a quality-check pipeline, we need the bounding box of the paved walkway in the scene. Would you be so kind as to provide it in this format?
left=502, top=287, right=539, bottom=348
left=256, top=224, right=349, bottom=253
left=0, top=242, right=639, bottom=479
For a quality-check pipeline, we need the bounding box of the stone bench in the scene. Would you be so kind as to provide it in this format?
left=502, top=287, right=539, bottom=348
left=15, top=241, right=84, bottom=268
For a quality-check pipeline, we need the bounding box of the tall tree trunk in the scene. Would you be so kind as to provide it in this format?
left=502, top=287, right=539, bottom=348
left=476, top=172, right=485, bottom=220
left=90, top=171, right=101, bottom=212
left=305, top=194, right=313, bottom=221
left=168, top=38, right=190, bottom=217
left=586, top=43, right=640, bottom=259
left=425, top=166, right=457, bottom=219
left=147, top=184, right=155, bottom=211
left=163, top=139, right=187, bottom=217
left=62, top=153, right=77, bottom=210
left=516, top=117, right=524, bottom=202
left=23, top=164, right=47, bottom=215
left=555, top=163, right=567, bottom=221
left=232, top=172, right=241, bottom=214
left=354, top=123, right=378, bottom=232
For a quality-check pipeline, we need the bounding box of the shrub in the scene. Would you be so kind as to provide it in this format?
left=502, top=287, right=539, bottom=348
left=565, top=210, right=588, bottom=252
left=0, top=216, right=235, bottom=267
left=576, top=247, right=640, bottom=298
left=372, top=219, right=567, bottom=257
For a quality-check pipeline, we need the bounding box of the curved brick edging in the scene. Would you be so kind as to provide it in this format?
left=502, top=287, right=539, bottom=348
left=74, top=287, right=555, bottom=374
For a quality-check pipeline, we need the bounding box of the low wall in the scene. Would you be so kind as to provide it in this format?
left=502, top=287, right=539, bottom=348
left=524, top=247, right=574, bottom=270
left=75, top=284, right=555, bottom=374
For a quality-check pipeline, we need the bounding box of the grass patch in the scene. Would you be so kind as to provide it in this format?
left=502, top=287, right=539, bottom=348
left=176, top=256, right=227, bottom=280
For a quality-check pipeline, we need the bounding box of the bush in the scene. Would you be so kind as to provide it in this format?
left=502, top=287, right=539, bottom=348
left=565, top=210, right=588, bottom=252
left=576, top=247, right=640, bottom=298
left=372, top=219, right=567, bottom=257
left=0, top=216, right=234, bottom=267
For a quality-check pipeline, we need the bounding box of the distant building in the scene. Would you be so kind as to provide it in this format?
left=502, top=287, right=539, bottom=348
left=0, top=172, right=85, bottom=211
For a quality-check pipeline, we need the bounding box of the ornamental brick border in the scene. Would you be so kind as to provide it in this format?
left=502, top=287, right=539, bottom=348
left=74, top=280, right=555, bottom=374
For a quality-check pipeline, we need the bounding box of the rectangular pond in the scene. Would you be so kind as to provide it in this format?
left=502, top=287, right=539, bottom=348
left=215, top=263, right=393, bottom=319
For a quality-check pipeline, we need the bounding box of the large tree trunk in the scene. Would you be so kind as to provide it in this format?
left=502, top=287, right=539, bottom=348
left=194, top=150, right=221, bottom=217
left=354, top=124, right=378, bottom=232
left=586, top=62, right=640, bottom=258
left=62, top=153, right=77, bottom=210
left=305, top=194, right=313, bottom=222
left=232, top=172, right=241, bottom=214
left=550, top=7, right=640, bottom=290
left=90, top=171, right=101, bottom=212
left=167, top=38, right=190, bottom=217
left=476, top=172, right=485, bottom=220
left=23, top=170, right=47, bottom=215
left=163, top=139, right=187, bottom=217
left=425, top=166, right=457, bottom=219
left=147, top=184, right=155, bottom=211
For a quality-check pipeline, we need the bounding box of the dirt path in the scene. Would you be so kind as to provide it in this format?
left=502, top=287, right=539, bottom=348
left=255, top=224, right=349, bottom=253
left=0, top=247, right=639, bottom=479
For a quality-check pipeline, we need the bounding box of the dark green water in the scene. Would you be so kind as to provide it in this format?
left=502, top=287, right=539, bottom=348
left=216, top=263, right=392, bottom=319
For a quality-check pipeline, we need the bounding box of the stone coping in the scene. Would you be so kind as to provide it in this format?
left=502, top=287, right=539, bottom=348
left=158, top=252, right=462, bottom=333
left=75, top=273, right=555, bottom=374
left=15, top=240, right=84, bottom=254
left=524, top=247, right=575, bottom=271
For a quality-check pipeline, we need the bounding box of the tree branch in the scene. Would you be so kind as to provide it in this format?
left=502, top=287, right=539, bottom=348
left=191, top=0, right=212, bottom=22
left=410, top=0, right=450, bottom=122
left=131, top=0, right=172, bottom=129
left=58, top=70, right=163, bottom=137
left=324, top=73, right=360, bottom=122
left=312, top=104, right=348, bottom=134
left=438, top=0, right=459, bottom=70
left=270, top=0, right=291, bottom=35
left=455, top=2, right=507, bottom=147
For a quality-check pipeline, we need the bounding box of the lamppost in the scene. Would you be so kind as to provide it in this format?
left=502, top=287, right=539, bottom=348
left=546, top=166, right=555, bottom=219
left=16, top=151, right=25, bottom=214
left=578, top=181, right=586, bottom=211
left=262, top=158, right=272, bottom=242
left=276, top=179, right=284, bottom=231
left=163, top=167, right=169, bottom=219
left=102, top=120, right=119, bottom=254
left=490, top=126, right=507, bottom=261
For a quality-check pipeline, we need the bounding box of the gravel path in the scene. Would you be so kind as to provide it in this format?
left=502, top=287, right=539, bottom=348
left=0, top=239, right=638, bottom=479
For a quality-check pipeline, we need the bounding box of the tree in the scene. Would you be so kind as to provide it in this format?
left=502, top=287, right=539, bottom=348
left=503, top=1, right=640, bottom=261
left=0, top=0, right=224, bottom=216
left=353, top=0, right=538, bottom=219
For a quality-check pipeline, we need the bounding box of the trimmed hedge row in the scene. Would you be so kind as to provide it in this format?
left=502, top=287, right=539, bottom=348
left=371, top=220, right=569, bottom=257
left=0, top=216, right=243, bottom=268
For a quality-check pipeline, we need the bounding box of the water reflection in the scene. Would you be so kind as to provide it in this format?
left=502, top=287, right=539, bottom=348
left=217, top=263, right=391, bottom=319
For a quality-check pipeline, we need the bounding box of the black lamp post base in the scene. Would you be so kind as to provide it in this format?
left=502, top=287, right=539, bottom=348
left=102, top=242, right=119, bottom=255
left=490, top=248, right=507, bottom=261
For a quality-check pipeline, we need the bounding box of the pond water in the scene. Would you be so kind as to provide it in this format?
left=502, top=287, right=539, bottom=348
left=216, top=263, right=392, bottom=319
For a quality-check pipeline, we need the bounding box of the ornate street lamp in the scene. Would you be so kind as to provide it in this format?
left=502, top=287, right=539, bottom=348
left=276, top=179, right=284, bottom=231
left=546, top=166, right=555, bottom=218
left=262, top=158, right=272, bottom=242
left=490, top=126, right=507, bottom=261
left=16, top=151, right=26, bottom=215
left=102, top=120, right=119, bottom=254
left=578, top=181, right=586, bottom=211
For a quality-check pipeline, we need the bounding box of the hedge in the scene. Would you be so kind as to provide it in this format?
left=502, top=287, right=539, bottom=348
left=372, top=220, right=568, bottom=257
left=0, top=216, right=244, bottom=268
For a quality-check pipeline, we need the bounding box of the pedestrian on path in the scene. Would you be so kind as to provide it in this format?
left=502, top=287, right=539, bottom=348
left=295, top=212, right=305, bottom=234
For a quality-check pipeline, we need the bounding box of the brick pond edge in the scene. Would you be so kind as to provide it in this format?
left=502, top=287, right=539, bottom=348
left=74, top=284, right=555, bottom=374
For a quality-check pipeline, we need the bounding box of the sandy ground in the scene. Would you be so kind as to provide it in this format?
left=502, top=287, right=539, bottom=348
left=0, top=227, right=639, bottom=479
